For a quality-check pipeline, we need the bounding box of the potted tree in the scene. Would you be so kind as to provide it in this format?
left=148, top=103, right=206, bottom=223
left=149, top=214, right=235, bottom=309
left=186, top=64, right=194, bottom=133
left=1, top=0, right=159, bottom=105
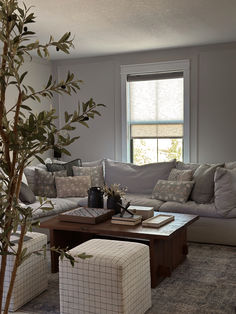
left=0, top=0, right=104, bottom=312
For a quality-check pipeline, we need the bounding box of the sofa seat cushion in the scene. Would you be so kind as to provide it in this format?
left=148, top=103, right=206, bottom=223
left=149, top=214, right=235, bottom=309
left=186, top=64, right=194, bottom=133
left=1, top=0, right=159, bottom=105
left=159, top=201, right=222, bottom=218
left=124, top=193, right=163, bottom=211
left=25, top=197, right=85, bottom=220
left=105, top=159, right=176, bottom=194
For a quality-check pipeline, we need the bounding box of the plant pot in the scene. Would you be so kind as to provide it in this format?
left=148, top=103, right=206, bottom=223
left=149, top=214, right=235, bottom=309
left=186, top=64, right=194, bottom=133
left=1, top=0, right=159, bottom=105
left=107, top=195, right=122, bottom=214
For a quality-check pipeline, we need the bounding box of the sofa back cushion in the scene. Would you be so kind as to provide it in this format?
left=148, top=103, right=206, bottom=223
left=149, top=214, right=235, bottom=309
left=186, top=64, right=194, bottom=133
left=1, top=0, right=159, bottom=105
left=190, top=163, right=223, bottom=204
left=214, top=167, right=236, bottom=217
left=104, top=159, right=176, bottom=194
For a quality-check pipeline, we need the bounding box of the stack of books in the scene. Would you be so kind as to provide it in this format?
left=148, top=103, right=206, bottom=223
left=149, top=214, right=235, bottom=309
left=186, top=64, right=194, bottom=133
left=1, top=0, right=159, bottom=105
left=111, top=213, right=142, bottom=226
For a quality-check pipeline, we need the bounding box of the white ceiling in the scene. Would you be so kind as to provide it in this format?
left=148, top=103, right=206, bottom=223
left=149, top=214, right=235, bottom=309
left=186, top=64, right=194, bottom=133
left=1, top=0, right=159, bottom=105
left=24, top=0, right=236, bottom=60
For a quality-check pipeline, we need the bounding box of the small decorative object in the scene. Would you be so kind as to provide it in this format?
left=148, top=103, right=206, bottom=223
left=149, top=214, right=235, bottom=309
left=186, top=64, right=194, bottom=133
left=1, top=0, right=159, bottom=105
left=59, top=207, right=114, bottom=224
left=88, top=187, right=104, bottom=208
left=119, top=201, right=134, bottom=217
left=129, top=206, right=154, bottom=220
left=111, top=212, right=142, bottom=226
left=53, top=146, right=62, bottom=159
left=102, top=184, right=127, bottom=214
left=142, top=214, right=174, bottom=228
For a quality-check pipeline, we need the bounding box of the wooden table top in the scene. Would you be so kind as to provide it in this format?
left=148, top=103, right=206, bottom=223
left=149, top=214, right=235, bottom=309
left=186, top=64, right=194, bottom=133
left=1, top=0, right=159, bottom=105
left=40, top=211, right=199, bottom=240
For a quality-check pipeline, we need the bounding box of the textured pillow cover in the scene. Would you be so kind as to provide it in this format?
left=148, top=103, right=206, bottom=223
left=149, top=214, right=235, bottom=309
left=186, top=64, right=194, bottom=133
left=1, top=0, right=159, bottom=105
left=176, top=161, right=200, bottom=173
left=46, top=158, right=82, bottom=176
left=104, top=159, right=176, bottom=194
left=24, top=164, right=48, bottom=193
left=168, top=168, right=193, bottom=181
left=73, top=165, right=104, bottom=187
left=82, top=159, right=104, bottom=167
left=55, top=176, right=91, bottom=198
left=152, top=180, right=194, bottom=203
left=214, top=167, right=236, bottom=217
left=19, top=182, right=36, bottom=204
left=190, top=163, right=223, bottom=204
left=34, top=169, right=67, bottom=198
left=224, top=161, right=236, bottom=169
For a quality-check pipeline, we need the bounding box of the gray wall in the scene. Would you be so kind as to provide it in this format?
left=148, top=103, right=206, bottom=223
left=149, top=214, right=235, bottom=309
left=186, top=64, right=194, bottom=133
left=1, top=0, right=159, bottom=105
left=53, top=42, right=236, bottom=164
left=6, top=57, right=53, bottom=164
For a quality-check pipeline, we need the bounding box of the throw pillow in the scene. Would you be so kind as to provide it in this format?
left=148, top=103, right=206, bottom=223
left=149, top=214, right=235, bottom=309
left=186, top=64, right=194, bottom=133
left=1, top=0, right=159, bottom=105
left=55, top=176, right=91, bottom=198
left=23, top=164, right=48, bottom=193
left=176, top=161, right=200, bottom=173
left=72, top=165, right=104, bottom=187
left=104, top=159, right=176, bottom=194
left=46, top=158, right=82, bottom=176
left=190, top=163, right=223, bottom=204
left=82, top=159, right=104, bottom=167
left=168, top=168, right=193, bottom=181
left=19, top=182, right=36, bottom=204
left=224, top=161, right=236, bottom=169
left=152, top=180, right=194, bottom=203
left=34, top=169, right=67, bottom=198
left=214, top=167, right=236, bottom=218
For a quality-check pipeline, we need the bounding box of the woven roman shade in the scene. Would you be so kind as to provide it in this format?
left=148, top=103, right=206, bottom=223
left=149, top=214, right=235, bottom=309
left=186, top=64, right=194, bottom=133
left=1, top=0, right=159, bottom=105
left=128, top=72, right=184, bottom=139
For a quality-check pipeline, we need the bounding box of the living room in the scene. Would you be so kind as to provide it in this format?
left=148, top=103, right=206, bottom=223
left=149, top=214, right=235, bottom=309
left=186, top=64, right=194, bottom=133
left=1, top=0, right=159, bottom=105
left=1, top=0, right=236, bottom=313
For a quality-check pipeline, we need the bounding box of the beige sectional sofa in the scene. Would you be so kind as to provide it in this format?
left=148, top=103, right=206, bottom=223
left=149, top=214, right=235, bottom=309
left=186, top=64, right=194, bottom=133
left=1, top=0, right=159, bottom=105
left=23, top=158, right=236, bottom=246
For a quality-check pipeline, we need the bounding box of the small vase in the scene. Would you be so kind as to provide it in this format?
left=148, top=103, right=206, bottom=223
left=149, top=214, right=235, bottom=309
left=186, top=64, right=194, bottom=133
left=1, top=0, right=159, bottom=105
left=87, top=187, right=104, bottom=208
left=107, top=195, right=122, bottom=214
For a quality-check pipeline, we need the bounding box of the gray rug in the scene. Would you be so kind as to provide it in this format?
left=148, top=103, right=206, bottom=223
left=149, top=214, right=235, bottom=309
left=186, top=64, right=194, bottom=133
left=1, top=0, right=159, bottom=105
left=16, top=243, right=236, bottom=314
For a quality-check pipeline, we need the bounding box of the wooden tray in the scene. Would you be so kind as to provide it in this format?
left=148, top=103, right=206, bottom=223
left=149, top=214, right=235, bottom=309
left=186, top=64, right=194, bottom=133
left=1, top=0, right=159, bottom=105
left=58, top=207, right=114, bottom=224
left=142, top=214, right=174, bottom=228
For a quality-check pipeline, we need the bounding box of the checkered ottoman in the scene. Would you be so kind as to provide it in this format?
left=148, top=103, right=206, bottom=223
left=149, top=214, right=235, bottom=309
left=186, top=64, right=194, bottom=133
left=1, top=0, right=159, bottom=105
left=1, top=231, right=48, bottom=311
left=59, top=239, right=151, bottom=314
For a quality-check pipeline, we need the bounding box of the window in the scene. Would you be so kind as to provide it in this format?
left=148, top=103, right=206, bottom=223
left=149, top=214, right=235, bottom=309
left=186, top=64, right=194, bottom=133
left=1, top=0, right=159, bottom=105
left=121, top=61, right=190, bottom=164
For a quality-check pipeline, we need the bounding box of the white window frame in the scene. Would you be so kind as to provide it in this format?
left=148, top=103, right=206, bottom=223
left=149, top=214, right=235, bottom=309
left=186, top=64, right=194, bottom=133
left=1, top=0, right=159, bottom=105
left=121, top=60, right=190, bottom=163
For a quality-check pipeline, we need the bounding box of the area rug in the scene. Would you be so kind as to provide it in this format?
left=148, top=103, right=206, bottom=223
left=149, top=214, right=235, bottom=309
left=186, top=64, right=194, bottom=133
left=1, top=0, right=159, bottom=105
left=16, top=243, right=236, bottom=314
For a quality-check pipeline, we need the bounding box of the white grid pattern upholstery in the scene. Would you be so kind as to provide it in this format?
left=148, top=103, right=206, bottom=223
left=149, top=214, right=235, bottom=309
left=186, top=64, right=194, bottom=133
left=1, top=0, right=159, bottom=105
left=59, top=239, right=151, bottom=314
left=1, top=232, right=48, bottom=312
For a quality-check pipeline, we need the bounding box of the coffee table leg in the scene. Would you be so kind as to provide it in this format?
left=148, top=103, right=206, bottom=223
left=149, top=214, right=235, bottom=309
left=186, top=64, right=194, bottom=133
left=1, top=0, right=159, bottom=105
left=149, top=238, right=172, bottom=288
left=50, top=229, right=59, bottom=273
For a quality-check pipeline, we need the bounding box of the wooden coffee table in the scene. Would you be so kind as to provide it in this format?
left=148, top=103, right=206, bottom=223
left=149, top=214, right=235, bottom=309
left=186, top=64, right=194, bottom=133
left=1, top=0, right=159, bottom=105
left=40, top=211, right=198, bottom=288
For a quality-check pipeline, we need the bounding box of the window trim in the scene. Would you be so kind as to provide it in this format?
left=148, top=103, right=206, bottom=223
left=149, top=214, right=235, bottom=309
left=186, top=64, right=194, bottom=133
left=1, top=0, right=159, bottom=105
left=121, top=60, right=190, bottom=163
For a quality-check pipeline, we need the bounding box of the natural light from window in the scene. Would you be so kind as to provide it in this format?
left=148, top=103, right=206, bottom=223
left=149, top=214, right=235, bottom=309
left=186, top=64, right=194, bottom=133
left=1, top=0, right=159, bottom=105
left=128, top=77, right=184, bottom=165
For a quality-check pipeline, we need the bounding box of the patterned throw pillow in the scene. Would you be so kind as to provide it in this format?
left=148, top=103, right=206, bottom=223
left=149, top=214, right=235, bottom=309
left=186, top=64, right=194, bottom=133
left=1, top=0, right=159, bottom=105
left=168, top=168, right=193, bottom=181
left=34, top=169, right=67, bottom=198
left=55, top=176, right=91, bottom=198
left=72, top=165, right=104, bottom=187
left=152, top=180, right=194, bottom=203
left=46, top=159, right=82, bottom=176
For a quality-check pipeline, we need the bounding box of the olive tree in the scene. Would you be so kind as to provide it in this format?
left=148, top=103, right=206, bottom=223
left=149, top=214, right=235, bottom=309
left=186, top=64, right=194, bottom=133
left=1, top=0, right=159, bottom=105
left=0, top=1, right=104, bottom=312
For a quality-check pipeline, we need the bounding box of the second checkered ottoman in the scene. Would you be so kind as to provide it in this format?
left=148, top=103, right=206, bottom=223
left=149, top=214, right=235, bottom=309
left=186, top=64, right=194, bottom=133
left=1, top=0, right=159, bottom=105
left=59, top=239, right=152, bottom=314
left=1, top=231, right=48, bottom=311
